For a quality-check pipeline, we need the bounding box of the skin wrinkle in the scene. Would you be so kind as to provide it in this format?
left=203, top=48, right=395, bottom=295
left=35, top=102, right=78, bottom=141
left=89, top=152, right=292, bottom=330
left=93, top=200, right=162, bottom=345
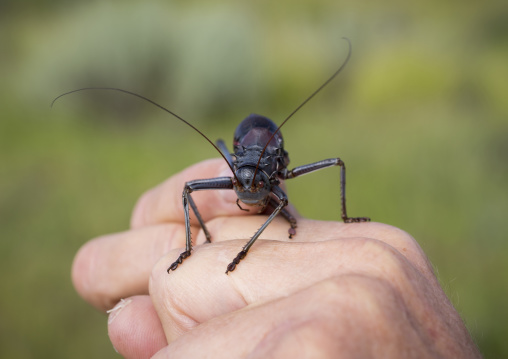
left=367, top=231, right=433, bottom=282
left=336, top=222, right=433, bottom=280
left=163, top=294, right=274, bottom=357
left=249, top=318, right=328, bottom=359
left=352, top=237, right=426, bottom=287
left=209, top=243, right=251, bottom=310
left=227, top=243, right=272, bottom=306
left=202, top=245, right=251, bottom=310
left=151, top=268, right=200, bottom=339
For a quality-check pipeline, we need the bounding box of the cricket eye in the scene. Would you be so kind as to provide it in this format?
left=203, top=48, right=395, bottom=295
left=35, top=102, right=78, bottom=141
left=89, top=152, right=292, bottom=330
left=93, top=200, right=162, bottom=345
left=258, top=181, right=264, bottom=188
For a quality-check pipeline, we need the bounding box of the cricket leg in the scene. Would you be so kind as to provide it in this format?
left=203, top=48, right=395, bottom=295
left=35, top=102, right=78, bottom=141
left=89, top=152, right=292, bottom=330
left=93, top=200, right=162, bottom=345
left=167, top=177, right=234, bottom=272
left=284, top=158, right=370, bottom=223
left=226, top=185, right=289, bottom=274
left=266, top=197, right=297, bottom=238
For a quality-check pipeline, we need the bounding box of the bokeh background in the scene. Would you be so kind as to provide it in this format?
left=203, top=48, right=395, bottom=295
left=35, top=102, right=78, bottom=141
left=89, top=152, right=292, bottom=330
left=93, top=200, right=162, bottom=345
left=1, top=0, right=507, bottom=357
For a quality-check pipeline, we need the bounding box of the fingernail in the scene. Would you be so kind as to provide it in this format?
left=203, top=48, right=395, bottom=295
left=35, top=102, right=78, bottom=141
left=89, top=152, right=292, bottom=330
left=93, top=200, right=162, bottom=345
left=107, top=298, right=132, bottom=324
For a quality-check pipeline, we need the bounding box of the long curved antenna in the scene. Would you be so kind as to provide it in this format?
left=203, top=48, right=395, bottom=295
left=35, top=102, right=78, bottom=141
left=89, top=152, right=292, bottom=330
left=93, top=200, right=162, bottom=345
left=252, top=37, right=353, bottom=186
left=52, top=87, right=239, bottom=181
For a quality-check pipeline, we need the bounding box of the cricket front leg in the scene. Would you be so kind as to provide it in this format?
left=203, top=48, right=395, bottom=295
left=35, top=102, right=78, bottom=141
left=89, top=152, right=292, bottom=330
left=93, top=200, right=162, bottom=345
left=167, top=177, right=234, bottom=273
left=226, top=186, right=289, bottom=274
left=266, top=197, right=297, bottom=238
left=284, top=158, right=370, bottom=223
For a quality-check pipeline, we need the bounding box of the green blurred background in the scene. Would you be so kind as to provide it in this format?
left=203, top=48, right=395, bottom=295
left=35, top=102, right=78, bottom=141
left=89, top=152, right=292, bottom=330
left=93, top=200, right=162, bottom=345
left=1, top=0, right=507, bottom=357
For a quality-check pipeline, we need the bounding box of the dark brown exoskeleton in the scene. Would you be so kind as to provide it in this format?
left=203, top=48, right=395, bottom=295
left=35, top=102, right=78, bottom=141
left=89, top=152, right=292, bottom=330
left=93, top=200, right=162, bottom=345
left=52, top=38, right=369, bottom=274
left=184, top=112, right=370, bottom=274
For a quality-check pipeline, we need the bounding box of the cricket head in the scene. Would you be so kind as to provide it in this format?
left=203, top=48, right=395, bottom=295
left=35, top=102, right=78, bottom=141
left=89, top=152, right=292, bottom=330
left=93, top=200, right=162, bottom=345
left=232, top=166, right=271, bottom=206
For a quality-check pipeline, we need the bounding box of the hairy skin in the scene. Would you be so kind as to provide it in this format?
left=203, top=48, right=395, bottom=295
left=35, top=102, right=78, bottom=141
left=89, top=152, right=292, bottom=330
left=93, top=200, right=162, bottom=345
left=72, top=159, right=481, bottom=359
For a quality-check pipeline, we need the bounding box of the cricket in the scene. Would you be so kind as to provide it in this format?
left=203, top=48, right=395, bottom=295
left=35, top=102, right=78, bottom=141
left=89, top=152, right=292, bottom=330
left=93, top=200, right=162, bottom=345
left=52, top=37, right=370, bottom=274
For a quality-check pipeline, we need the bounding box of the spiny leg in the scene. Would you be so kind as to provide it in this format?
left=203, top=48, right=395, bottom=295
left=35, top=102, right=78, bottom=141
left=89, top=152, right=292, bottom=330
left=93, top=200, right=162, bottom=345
left=226, top=185, right=288, bottom=274
left=336, top=159, right=370, bottom=223
left=167, top=177, right=234, bottom=273
left=266, top=197, right=297, bottom=238
left=167, top=184, right=193, bottom=273
left=188, top=194, right=211, bottom=243
left=284, top=158, right=370, bottom=223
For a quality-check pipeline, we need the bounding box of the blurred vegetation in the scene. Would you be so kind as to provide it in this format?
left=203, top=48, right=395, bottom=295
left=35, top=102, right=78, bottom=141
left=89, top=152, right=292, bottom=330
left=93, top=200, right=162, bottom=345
left=1, top=0, right=507, bottom=357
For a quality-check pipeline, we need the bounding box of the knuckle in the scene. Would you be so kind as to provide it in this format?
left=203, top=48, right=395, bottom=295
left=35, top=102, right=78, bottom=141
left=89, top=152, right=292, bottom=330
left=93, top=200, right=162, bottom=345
left=277, top=319, right=339, bottom=356
left=359, top=237, right=412, bottom=281
left=335, top=237, right=416, bottom=287
left=311, top=276, right=402, bottom=333
left=323, top=275, right=398, bottom=309
left=253, top=310, right=340, bottom=357
left=375, top=223, right=418, bottom=250
left=369, top=223, right=435, bottom=278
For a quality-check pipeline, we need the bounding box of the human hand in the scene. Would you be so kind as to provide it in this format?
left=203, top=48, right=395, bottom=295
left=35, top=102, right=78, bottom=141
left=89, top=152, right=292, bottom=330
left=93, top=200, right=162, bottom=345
left=72, top=159, right=481, bottom=358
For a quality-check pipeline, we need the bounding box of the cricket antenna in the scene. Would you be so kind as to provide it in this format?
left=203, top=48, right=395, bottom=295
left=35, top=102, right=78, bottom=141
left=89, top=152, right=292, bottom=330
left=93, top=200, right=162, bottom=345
left=51, top=87, right=240, bottom=182
left=252, top=37, right=353, bottom=186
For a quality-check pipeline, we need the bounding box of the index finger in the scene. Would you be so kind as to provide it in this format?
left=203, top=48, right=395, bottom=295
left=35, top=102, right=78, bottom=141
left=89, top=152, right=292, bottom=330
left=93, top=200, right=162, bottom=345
left=130, top=159, right=247, bottom=228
